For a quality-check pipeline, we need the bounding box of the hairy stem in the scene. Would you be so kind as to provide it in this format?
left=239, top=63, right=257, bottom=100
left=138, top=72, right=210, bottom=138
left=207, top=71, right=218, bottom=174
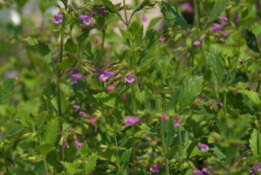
left=132, top=125, right=136, bottom=175
left=44, top=156, right=48, bottom=175
left=160, top=120, right=169, bottom=175
left=2, top=148, right=10, bottom=175
left=177, top=126, right=182, bottom=161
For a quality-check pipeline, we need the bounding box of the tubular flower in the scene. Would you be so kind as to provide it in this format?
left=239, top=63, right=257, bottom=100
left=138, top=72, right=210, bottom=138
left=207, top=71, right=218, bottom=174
left=150, top=164, right=160, bottom=173
left=124, top=117, right=139, bottom=126
left=79, top=14, right=91, bottom=26
left=53, top=14, right=62, bottom=24
left=125, top=74, right=135, bottom=83
left=198, top=143, right=209, bottom=152
left=75, top=140, right=83, bottom=149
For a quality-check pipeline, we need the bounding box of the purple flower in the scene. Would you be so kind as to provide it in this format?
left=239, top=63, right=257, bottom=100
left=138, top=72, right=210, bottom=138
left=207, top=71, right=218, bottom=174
left=90, top=12, right=97, bottom=17
left=173, top=118, right=180, bottom=126
left=95, top=69, right=105, bottom=77
left=141, top=16, right=147, bottom=22
left=75, top=140, right=83, bottom=149
left=79, top=111, right=88, bottom=117
left=159, top=36, right=166, bottom=43
left=94, top=127, right=99, bottom=133
left=52, top=51, right=56, bottom=59
left=124, top=117, right=139, bottom=126
left=193, top=169, right=204, bottom=175
left=198, top=143, right=209, bottom=152
left=125, top=74, right=135, bottom=84
left=182, top=2, right=194, bottom=13
left=193, top=40, right=201, bottom=47
left=99, top=70, right=115, bottom=81
left=64, top=143, right=70, bottom=149
left=150, top=164, right=160, bottom=173
left=211, top=23, right=222, bottom=32
left=219, top=16, right=228, bottom=24
left=202, top=167, right=212, bottom=175
left=66, top=68, right=80, bottom=75
left=249, top=169, right=257, bottom=175
left=79, top=14, right=91, bottom=26
left=254, top=163, right=261, bottom=171
left=107, top=85, right=115, bottom=92
left=234, top=13, right=239, bottom=23
left=198, top=95, right=207, bottom=102
left=219, top=102, right=224, bottom=107
left=98, top=8, right=107, bottom=16
left=90, top=118, right=97, bottom=124
left=161, top=115, right=168, bottom=120
left=53, top=14, right=62, bottom=24
left=71, top=74, right=84, bottom=84
left=73, top=105, right=80, bottom=112
left=223, top=31, right=229, bottom=37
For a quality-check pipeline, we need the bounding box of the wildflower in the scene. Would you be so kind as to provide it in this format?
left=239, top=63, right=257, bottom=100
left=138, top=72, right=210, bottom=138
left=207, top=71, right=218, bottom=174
left=254, top=163, right=261, bottom=171
left=159, top=36, right=166, bottom=43
left=79, top=14, right=91, bottom=26
left=116, top=148, right=119, bottom=152
left=141, top=15, right=147, bottom=22
left=99, top=70, right=115, bottom=81
left=219, top=16, right=228, bottom=24
left=211, top=23, right=222, bottom=32
left=90, top=118, right=97, bottom=124
left=198, top=143, right=209, bottom=152
left=53, top=14, right=62, bottom=24
left=160, top=115, right=168, bottom=120
left=182, top=2, right=194, bottom=13
left=52, top=51, right=56, bottom=59
left=73, top=105, right=80, bottom=112
left=234, top=13, right=239, bottom=23
left=193, top=40, right=201, bottom=47
left=90, top=11, right=97, bottom=17
left=121, top=96, right=127, bottom=100
left=66, top=68, right=80, bottom=75
left=249, top=169, right=257, bottom=175
left=125, top=74, right=135, bottom=83
left=79, top=111, right=88, bottom=117
left=94, top=127, right=99, bottom=133
left=202, top=167, right=212, bottom=175
left=124, top=116, right=139, bottom=126
left=75, top=140, right=83, bottom=149
left=219, top=102, right=224, bottom=107
left=64, top=143, right=70, bottom=149
left=71, top=74, right=84, bottom=84
left=95, top=68, right=105, bottom=77
left=150, top=164, right=160, bottom=173
left=97, top=8, right=107, bottom=16
left=223, top=31, right=229, bottom=37
left=193, top=169, right=204, bottom=175
left=107, top=85, right=115, bottom=92
left=173, top=118, right=180, bottom=126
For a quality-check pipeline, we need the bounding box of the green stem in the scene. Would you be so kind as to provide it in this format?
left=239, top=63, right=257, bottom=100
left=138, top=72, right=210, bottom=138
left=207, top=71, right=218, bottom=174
left=132, top=125, right=136, bottom=175
left=2, top=148, right=10, bottom=175
left=44, top=156, right=48, bottom=175
left=123, top=0, right=129, bottom=29
left=177, top=126, right=182, bottom=161
left=257, top=128, right=260, bottom=156
left=114, top=136, right=120, bottom=170
left=224, top=93, right=227, bottom=116
left=160, top=120, right=169, bottom=175
left=256, top=80, right=260, bottom=93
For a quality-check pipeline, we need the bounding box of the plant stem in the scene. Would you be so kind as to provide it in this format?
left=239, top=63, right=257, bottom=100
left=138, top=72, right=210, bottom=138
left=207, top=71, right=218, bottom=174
left=132, top=125, right=136, bottom=175
left=44, top=156, right=48, bottom=175
left=177, top=126, right=182, bottom=161
left=224, top=93, right=227, bottom=116
left=123, top=0, right=129, bottom=29
left=2, top=148, right=10, bottom=175
left=256, top=80, right=260, bottom=93
left=160, top=120, right=169, bottom=175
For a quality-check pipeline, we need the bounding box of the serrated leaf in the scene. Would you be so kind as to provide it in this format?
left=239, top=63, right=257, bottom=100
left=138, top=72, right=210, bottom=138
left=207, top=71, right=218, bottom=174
left=140, top=124, right=159, bottom=136
left=17, top=105, right=33, bottom=128
left=64, top=38, right=78, bottom=52
left=77, top=29, right=91, bottom=45
left=102, top=0, right=118, bottom=13
left=158, top=1, right=188, bottom=30
left=94, top=92, right=123, bottom=108
left=249, top=129, right=261, bottom=155
left=37, top=144, right=53, bottom=156
left=207, top=0, right=228, bottom=23
left=42, top=119, right=59, bottom=145
left=165, top=145, right=180, bottom=158
left=85, top=152, right=98, bottom=174
left=80, top=142, right=89, bottom=157
left=179, top=76, right=203, bottom=109
left=24, top=37, right=38, bottom=46
left=0, top=77, right=17, bottom=104
left=239, top=90, right=261, bottom=105
left=244, top=29, right=260, bottom=54
left=56, top=56, right=77, bottom=71
left=46, top=150, right=58, bottom=167
left=61, top=161, right=77, bottom=174
left=120, top=149, right=131, bottom=170
left=36, top=41, right=51, bottom=57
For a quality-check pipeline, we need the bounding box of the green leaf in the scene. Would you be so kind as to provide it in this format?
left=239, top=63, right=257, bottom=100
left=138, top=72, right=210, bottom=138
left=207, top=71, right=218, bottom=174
left=94, top=92, right=123, bottom=108
left=207, top=0, right=228, bottom=23
left=213, top=146, right=226, bottom=162
left=85, top=152, right=98, bottom=174
left=5, top=125, right=25, bottom=139
left=120, top=149, right=131, bottom=170
left=17, top=105, right=33, bottom=128
left=0, top=77, right=17, bottom=104
left=133, top=0, right=149, bottom=13
left=102, top=0, right=118, bottom=13
left=42, top=119, right=59, bottom=145
left=36, top=41, right=51, bottom=57
left=46, top=150, right=58, bottom=167
left=244, top=29, right=260, bottom=54
left=24, top=37, right=38, bottom=46
left=249, top=129, right=261, bottom=155
left=61, top=161, right=78, bottom=174
left=179, top=76, right=203, bottom=109
left=37, top=144, right=53, bottom=156
left=239, top=90, right=261, bottom=105
left=80, top=142, right=89, bottom=157
left=165, top=89, right=180, bottom=112
left=56, top=56, right=77, bottom=71
left=158, top=1, right=188, bottom=30
left=77, top=29, right=91, bottom=45
left=165, top=145, right=180, bottom=158
left=140, top=124, right=159, bottom=136
left=11, top=168, right=35, bottom=175
left=64, top=38, right=78, bottom=52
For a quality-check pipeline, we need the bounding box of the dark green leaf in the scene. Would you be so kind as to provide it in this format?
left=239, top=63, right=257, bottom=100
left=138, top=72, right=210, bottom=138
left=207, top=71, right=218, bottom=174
left=244, top=29, right=260, bottom=54
left=37, top=144, right=53, bottom=156
left=0, top=77, right=17, bottom=104
left=64, top=38, right=78, bottom=52
left=102, top=0, right=118, bottom=13
left=77, top=29, right=91, bottom=45
left=249, top=129, right=261, bottom=155
left=56, top=56, right=77, bottom=71
left=36, top=41, right=51, bottom=57
left=207, top=0, right=228, bottom=23
left=42, top=119, right=59, bottom=145
left=133, top=0, right=150, bottom=13
left=158, top=2, right=188, bottom=30
left=165, top=145, right=180, bottom=158
left=120, top=149, right=131, bottom=170
left=61, top=161, right=78, bottom=174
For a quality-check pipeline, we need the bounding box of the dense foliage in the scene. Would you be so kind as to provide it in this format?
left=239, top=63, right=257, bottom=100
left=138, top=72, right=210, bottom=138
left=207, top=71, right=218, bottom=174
left=0, top=0, right=261, bottom=174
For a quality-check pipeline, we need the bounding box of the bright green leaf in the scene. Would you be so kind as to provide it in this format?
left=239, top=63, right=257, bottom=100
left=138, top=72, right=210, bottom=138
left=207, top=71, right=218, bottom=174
left=0, top=77, right=17, bottom=104
left=42, top=119, right=59, bottom=145
left=249, top=129, right=261, bottom=155
left=207, top=0, right=228, bottom=23
left=65, top=38, right=78, bottom=52
left=56, top=56, right=77, bottom=71
left=85, top=153, right=98, bottom=174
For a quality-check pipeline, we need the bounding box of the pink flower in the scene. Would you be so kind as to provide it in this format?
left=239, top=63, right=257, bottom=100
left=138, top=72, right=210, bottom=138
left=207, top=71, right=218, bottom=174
left=107, top=85, right=115, bottom=92
left=202, top=167, right=212, bottom=175
left=64, top=143, right=69, bottom=149
left=75, top=140, right=83, bottom=149
left=90, top=118, right=97, bottom=124
left=193, top=169, right=204, bottom=175
left=254, top=163, right=261, bottom=171
left=73, top=105, right=80, bottom=112
left=99, top=70, right=115, bottom=81
left=71, top=74, right=84, bottom=84
left=125, top=74, right=135, bottom=83
left=234, top=13, right=239, bottom=23
left=79, top=111, right=88, bottom=117
left=53, top=14, right=62, bottom=24
left=219, top=16, right=228, bottom=24
left=193, top=40, right=201, bottom=47
left=182, top=2, right=194, bottom=13
left=173, top=118, right=180, bottom=126
left=150, top=164, right=160, bottom=173
left=159, top=36, right=166, bottom=43
left=141, top=15, right=147, bottom=22
left=198, top=143, right=209, bottom=152
left=160, top=115, right=168, bottom=120
left=211, top=23, right=222, bottom=32
left=223, top=31, right=229, bottom=37
left=79, top=14, right=91, bottom=26
left=219, top=102, right=224, bottom=107
left=124, top=117, right=139, bottom=126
